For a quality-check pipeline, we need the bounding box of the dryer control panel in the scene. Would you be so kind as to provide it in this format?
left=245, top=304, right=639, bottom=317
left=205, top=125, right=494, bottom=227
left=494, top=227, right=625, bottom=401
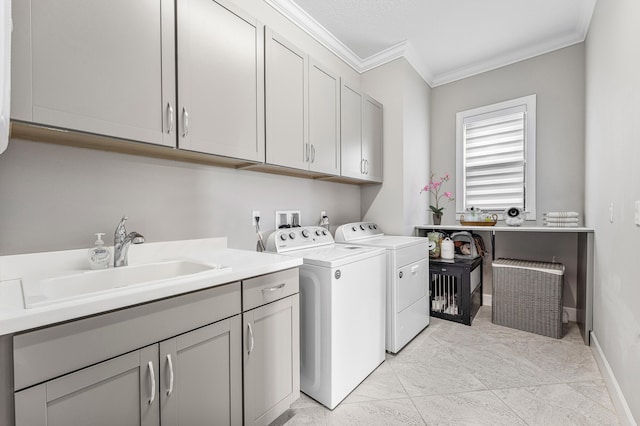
left=266, top=226, right=333, bottom=253
left=334, top=222, right=383, bottom=242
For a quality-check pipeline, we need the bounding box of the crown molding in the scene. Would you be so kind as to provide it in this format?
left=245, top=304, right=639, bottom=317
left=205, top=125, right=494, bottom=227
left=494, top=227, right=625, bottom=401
left=430, top=32, right=587, bottom=87
left=265, top=0, right=596, bottom=88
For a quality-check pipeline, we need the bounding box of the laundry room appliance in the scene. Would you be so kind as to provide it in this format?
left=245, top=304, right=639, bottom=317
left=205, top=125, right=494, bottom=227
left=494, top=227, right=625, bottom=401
left=266, top=226, right=386, bottom=409
left=334, top=222, right=430, bottom=353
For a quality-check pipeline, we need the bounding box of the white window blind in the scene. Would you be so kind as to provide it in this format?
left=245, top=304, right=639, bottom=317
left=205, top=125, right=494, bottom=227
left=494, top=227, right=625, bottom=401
left=456, top=95, right=536, bottom=219
left=463, top=108, right=526, bottom=210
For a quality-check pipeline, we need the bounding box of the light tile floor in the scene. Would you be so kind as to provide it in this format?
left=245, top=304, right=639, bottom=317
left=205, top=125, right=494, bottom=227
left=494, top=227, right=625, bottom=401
left=272, top=307, right=620, bottom=426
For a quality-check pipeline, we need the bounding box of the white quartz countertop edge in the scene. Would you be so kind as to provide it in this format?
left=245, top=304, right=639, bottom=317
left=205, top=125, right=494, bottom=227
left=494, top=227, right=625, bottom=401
left=0, top=240, right=302, bottom=336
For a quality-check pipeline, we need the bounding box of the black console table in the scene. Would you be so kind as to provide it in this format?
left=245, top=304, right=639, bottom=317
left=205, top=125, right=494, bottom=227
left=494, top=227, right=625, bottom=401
left=429, top=257, right=482, bottom=326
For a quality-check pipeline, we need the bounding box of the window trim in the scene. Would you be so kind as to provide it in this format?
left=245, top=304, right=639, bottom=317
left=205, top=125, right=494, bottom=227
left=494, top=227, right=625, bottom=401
left=455, top=94, right=537, bottom=220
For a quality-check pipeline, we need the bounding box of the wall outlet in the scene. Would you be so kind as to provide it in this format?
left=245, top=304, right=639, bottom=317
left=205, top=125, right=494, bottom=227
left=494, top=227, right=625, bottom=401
left=252, top=211, right=260, bottom=226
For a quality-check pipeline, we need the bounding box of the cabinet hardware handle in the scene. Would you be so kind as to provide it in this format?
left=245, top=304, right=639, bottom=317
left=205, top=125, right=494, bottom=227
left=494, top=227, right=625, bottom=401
left=167, top=103, right=174, bottom=134
left=182, top=107, right=189, bottom=138
left=311, top=144, right=316, bottom=163
left=166, top=354, right=174, bottom=396
left=147, top=361, right=156, bottom=405
left=262, top=283, right=285, bottom=293
left=360, top=159, right=365, bottom=174
left=411, top=265, right=420, bottom=274
left=305, top=143, right=309, bottom=162
left=365, top=159, right=369, bottom=175
left=247, top=323, right=255, bottom=354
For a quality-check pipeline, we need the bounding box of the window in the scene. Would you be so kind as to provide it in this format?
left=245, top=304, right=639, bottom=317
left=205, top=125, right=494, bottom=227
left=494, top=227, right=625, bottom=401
left=455, top=95, right=536, bottom=220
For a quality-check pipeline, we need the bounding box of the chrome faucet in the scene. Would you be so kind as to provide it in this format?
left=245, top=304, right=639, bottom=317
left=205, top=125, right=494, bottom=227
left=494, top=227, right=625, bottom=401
left=114, top=216, right=145, bottom=267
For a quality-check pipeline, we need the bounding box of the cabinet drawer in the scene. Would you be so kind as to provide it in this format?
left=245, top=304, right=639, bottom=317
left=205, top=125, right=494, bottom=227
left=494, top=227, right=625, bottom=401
left=242, top=268, right=299, bottom=311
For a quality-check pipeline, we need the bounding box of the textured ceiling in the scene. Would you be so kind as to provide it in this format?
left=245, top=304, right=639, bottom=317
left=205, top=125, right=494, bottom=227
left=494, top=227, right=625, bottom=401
left=267, top=0, right=597, bottom=86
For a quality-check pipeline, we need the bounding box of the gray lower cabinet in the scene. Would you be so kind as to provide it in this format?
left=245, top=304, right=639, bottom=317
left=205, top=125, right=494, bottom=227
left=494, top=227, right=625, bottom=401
left=242, top=269, right=300, bottom=426
left=15, top=345, right=160, bottom=426
left=15, top=317, right=241, bottom=426
left=13, top=282, right=243, bottom=426
left=160, top=317, right=242, bottom=425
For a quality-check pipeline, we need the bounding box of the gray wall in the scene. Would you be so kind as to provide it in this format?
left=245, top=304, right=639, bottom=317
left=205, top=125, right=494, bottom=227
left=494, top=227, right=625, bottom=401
left=430, top=44, right=586, bottom=309
left=585, top=0, right=640, bottom=421
left=0, top=139, right=361, bottom=254
left=361, top=58, right=431, bottom=236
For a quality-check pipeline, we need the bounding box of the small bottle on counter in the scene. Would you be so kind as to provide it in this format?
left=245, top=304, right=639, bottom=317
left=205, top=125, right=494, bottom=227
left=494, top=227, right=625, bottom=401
left=88, top=232, right=111, bottom=269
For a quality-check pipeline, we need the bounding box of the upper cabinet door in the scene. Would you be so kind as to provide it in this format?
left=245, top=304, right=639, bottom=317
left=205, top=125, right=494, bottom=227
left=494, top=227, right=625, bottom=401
left=362, top=95, right=383, bottom=183
left=265, top=29, right=308, bottom=171
left=340, top=82, right=363, bottom=179
left=11, top=0, right=176, bottom=147
left=177, top=0, right=264, bottom=162
left=308, top=59, right=340, bottom=175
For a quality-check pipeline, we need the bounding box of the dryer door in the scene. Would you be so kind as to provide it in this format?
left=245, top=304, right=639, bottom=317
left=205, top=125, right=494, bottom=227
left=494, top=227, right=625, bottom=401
left=397, top=258, right=428, bottom=312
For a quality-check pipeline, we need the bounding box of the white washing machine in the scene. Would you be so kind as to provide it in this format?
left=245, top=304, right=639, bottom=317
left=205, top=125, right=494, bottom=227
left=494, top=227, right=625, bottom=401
left=335, top=222, right=430, bottom=353
left=266, top=226, right=386, bottom=409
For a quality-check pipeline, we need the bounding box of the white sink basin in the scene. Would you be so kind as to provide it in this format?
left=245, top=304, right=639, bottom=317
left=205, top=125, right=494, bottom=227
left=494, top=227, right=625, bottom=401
left=21, top=260, right=231, bottom=308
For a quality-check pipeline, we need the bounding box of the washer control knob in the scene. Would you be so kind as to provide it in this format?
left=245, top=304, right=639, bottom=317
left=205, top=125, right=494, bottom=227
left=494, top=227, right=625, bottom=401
left=351, top=226, right=357, bottom=232
left=315, top=230, right=322, bottom=236
left=360, top=224, right=366, bottom=231
left=289, top=232, right=296, bottom=240
left=373, top=224, right=377, bottom=230
left=301, top=229, right=310, bottom=238
left=369, top=224, right=374, bottom=229
left=279, top=233, right=288, bottom=241
left=322, top=230, right=328, bottom=235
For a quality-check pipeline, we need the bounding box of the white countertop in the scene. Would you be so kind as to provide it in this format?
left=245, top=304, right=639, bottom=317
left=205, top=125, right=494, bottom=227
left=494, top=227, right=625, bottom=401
left=0, top=238, right=302, bottom=335
left=415, top=224, right=594, bottom=233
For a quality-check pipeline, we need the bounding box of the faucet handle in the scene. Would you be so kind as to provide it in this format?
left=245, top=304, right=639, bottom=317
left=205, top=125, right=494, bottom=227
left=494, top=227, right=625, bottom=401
left=115, top=216, right=129, bottom=241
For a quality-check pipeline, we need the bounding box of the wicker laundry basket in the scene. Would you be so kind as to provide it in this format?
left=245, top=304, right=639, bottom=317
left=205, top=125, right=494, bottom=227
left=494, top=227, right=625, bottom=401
left=492, top=258, right=565, bottom=338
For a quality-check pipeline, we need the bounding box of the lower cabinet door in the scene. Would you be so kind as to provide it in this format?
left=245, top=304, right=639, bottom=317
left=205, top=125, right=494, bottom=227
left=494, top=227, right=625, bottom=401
left=15, top=345, right=160, bottom=426
left=243, top=294, right=300, bottom=426
left=160, top=315, right=242, bottom=426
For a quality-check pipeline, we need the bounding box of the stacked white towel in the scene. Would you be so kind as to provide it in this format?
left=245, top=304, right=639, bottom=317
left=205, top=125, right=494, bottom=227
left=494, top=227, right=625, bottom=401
left=543, top=212, right=580, bottom=227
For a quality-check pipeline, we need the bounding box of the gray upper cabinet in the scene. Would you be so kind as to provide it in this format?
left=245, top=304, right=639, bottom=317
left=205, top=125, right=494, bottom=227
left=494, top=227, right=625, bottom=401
left=308, top=59, right=340, bottom=175
left=265, top=29, right=308, bottom=171
left=11, top=0, right=176, bottom=147
left=265, top=30, right=341, bottom=175
left=340, top=82, right=383, bottom=183
left=362, top=94, right=383, bottom=182
left=177, top=0, right=265, bottom=161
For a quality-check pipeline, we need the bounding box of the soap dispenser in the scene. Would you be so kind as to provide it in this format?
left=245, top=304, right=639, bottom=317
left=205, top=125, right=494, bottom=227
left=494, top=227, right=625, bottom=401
left=88, top=233, right=111, bottom=269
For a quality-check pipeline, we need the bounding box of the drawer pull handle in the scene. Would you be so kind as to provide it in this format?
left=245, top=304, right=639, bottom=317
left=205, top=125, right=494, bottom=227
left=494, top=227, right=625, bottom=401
left=262, top=283, right=285, bottom=293
left=147, top=361, right=156, bottom=405
left=166, top=354, right=174, bottom=396
left=247, top=323, right=255, bottom=354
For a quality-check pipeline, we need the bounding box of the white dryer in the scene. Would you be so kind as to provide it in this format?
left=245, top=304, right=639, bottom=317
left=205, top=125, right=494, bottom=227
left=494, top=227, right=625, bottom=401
left=335, top=222, right=430, bottom=353
left=266, top=226, right=386, bottom=409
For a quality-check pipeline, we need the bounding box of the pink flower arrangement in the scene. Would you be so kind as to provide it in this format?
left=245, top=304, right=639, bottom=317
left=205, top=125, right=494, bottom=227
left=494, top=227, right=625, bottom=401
left=421, top=172, right=455, bottom=215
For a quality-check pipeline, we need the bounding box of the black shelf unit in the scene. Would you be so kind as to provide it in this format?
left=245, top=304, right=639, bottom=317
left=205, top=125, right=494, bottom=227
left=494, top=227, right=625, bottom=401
left=429, top=257, right=482, bottom=325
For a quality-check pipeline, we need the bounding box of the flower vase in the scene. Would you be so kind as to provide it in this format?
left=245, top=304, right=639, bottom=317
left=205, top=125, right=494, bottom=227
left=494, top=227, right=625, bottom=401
left=432, top=213, right=442, bottom=225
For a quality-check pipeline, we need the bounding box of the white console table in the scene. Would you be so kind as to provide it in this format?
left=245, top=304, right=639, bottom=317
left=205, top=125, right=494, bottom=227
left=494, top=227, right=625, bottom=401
left=415, top=225, right=595, bottom=345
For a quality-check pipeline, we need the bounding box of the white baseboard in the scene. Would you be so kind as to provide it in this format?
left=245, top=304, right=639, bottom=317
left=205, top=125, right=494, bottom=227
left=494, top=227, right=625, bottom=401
left=483, top=294, right=492, bottom=306
left=481, top=294, right=577, bottom=323
left=591, top=333, right=638, bottom=426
